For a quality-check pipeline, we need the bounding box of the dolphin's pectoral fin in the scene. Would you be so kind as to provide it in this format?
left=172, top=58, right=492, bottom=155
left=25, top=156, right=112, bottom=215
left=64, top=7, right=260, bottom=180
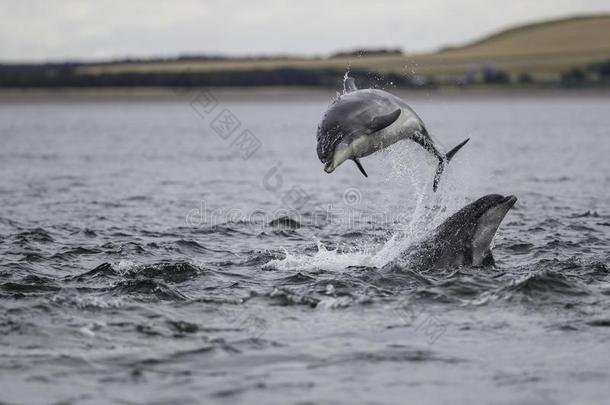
left=353, top=158, right=368, bottom=177
left=369, top=109, right=401, bottom=133
left=344, top=77, right=358, bottom=93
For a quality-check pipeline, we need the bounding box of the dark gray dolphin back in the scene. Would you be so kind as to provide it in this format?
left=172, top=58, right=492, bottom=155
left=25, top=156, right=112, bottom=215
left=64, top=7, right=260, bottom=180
left=395, top=195, right=508, bottom=269
left=433, top=194, right=506, bottom=238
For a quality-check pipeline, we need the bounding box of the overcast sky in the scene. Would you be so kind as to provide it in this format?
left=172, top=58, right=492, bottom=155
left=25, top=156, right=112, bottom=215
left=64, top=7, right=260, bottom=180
left=1, top=0, right=609, bottom=62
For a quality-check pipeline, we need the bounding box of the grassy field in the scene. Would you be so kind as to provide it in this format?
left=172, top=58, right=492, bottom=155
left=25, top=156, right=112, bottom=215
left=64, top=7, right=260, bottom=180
left=78, top=15, right=610, bottom=82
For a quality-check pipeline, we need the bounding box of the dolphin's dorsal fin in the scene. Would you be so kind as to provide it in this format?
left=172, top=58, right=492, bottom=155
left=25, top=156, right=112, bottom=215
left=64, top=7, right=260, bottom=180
left=344, top=77, right=358, bottom=93
left=369, top=109, right=401, bottom=133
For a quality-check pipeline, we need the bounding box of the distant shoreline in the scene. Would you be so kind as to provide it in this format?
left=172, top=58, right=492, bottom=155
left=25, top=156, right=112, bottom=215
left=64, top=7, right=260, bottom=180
left=1, top=85, right=609, bottom=102
left=2, top=15, right=608, bottom=94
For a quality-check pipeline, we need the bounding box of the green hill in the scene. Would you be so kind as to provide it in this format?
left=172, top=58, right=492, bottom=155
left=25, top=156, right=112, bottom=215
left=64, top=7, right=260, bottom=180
left=2, top=14, right=609, bottom=89
left=76, top=14, right=610, bottom=83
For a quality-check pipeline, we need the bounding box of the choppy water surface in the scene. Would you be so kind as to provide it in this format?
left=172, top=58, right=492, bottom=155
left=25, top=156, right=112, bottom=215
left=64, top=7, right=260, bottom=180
left=0, top=91, right=609, bottom=404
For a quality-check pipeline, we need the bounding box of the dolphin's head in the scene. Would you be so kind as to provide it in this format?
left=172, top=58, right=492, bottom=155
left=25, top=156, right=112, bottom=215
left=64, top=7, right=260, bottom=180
left=433, top=194, right=517, bottom=266
left=316, top=123, right=350, bottom=174
left=316, top=98, right=364, bottom=173
left=316, top=90, right=401, bottom=175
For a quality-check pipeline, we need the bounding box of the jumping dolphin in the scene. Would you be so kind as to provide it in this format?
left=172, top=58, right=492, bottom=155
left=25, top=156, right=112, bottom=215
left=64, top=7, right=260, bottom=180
left=316, top=77, right=469, bottom=191
left=386, top=194, right=517, bottom=270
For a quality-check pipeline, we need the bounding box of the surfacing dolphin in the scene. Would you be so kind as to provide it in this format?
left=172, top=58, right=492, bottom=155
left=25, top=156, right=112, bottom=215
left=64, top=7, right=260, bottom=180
left=317, top=77, right=469, bottom=191
left=385, top=194, right=517, bottom=271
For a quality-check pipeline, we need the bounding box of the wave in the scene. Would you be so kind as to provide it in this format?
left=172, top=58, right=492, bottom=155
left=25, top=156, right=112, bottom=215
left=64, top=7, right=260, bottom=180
left=503, top=269, right=590, bottom=298
left=2, top=275, right=61, bottom=294
left=13, top=228, right=55, bottom=244
left=111, top=279, right=189, bottom=301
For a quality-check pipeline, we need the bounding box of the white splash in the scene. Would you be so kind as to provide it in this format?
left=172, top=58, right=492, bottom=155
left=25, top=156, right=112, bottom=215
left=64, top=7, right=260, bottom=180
left=263, top=241, right=377, bottom=271
left=265, top=138, right=470, bottom=273
left=342, top=69, right=351, bottom=94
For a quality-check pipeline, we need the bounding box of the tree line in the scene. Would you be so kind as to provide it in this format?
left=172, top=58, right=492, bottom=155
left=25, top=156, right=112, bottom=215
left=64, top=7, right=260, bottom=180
left=0, top=60, right=608, bottom=89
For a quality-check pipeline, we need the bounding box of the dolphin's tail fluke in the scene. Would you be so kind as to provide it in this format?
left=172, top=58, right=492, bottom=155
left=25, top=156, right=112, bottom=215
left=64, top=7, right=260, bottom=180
left=432, top=138, right=470, bottom=192
left=445, top=138, right=470, bottom=162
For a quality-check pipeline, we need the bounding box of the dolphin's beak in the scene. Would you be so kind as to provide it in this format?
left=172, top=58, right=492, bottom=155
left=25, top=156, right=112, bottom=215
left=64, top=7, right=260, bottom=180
left=324, top=143, right=350, bottom=174
left=502, top=195, right=518, bottom=207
